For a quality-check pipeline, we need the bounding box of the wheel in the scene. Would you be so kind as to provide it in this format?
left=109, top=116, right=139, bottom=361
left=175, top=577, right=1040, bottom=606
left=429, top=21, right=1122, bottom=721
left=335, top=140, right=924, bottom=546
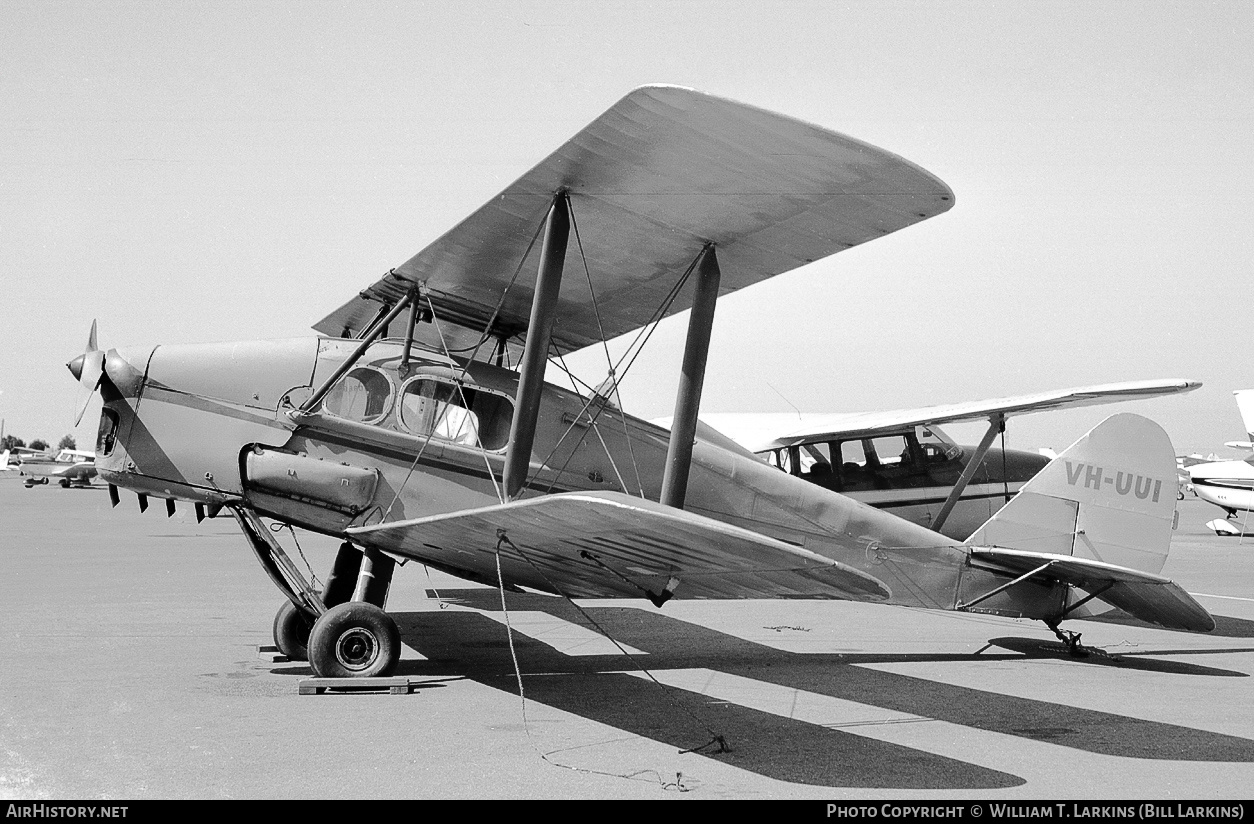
left=307, top=602, right=400, bottom=678
left=59, top=478, right=71, bottom=488
left=272, top=600, right=314, bottom=661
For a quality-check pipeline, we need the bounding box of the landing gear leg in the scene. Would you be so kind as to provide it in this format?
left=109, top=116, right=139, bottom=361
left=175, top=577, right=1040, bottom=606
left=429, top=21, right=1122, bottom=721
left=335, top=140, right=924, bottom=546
left=269, top=541, right=368, bottom=661
left=1046, top=620, right=1088, bottom=658
left=307, top=545, right=400, bottom=678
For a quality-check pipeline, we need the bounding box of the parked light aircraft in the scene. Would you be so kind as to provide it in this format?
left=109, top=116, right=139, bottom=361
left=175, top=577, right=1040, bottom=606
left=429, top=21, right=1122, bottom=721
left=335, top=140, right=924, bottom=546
left=1188, top=390, right=1254, bottom=534
left=1, top=446, right=42, bottom=470
left=17, top=448, right=98, bottom=488
left=67, top=85, right=1213, bottom=678
left=684, top=379, right=1200, bottom=540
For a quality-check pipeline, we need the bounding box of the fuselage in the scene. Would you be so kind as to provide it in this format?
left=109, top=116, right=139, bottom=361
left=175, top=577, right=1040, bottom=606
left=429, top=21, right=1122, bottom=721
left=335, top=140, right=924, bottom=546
left=1189, top=458, right=1254, bottom=516
left=89, top=335, right=1071, bottom=622
left=18, top=449, right=96, bottom=485
left=756, top=437, right=1049, bottom=540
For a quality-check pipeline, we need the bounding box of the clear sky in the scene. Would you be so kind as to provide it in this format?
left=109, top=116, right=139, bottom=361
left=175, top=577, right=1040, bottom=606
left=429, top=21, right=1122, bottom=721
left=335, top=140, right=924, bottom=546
left=3, top=0, right=1251, bottom=456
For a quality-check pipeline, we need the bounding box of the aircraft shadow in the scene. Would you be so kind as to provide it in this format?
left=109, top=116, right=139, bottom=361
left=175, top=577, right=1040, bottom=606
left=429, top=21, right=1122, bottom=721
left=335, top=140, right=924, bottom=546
left=983, top=637, right=1251, bottom=676
left=331, top=589, right=1254, bottom=789
left=1082, top=610, right=1254, bottom=639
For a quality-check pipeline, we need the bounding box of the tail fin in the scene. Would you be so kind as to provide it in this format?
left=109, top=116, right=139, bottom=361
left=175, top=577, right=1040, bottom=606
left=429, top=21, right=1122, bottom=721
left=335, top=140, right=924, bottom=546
left=0, top=450, right=10, bottom=471
left=1233, top=390, right=1254, bottom=444
left=967, top=413, right=1177, bottom=576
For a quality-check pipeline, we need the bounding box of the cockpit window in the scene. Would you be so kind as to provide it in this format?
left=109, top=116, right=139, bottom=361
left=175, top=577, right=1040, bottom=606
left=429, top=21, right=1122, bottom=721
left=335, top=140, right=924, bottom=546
left=916, top=426, right=962, bottom=462
left=399, top=377, right=513, bottom=451
left=322, top=367, right=393, bottom=424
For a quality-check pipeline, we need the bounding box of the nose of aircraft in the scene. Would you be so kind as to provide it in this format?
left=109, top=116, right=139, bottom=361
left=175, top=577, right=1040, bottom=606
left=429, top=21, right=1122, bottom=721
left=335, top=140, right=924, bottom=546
left=67, top=320, right=105, bottom=425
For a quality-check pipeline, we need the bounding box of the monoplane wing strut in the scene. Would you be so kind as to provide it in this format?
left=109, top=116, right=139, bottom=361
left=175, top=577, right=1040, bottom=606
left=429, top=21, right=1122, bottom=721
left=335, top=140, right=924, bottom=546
left=348, top=491, right=891, bottom=602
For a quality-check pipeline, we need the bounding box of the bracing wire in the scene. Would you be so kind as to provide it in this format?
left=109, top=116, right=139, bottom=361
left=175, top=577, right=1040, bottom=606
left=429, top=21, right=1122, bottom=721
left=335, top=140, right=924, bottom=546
left=494, top=530, right=730, bottom=756
left=422, top=291, right=506, bottom=504
left=520, top=248, right=703, bottom=498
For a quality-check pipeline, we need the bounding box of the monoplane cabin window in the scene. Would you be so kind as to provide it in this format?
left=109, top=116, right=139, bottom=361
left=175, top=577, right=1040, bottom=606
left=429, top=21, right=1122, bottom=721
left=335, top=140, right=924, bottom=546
left=916, top=426, right=962, bottom=463
left=399, top=377, right=513, bottom=451
left=321, top=366, right=393, bottom=425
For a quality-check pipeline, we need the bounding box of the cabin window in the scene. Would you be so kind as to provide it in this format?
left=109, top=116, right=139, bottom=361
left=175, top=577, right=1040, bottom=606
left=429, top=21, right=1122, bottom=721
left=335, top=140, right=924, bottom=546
left=916, top=426, right=961, bottom=462
left=399, top=377, right=513, bottom=451
left=321, top=367, right=393, bottom=424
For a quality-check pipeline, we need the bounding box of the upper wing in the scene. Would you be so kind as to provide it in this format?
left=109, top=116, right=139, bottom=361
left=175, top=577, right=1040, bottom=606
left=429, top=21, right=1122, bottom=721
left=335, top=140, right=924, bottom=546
left=698, top=379, right=1201, bottom=452
left=315, top=85, right=953, bottom=354
left=348, top=490, right=890, bottom=602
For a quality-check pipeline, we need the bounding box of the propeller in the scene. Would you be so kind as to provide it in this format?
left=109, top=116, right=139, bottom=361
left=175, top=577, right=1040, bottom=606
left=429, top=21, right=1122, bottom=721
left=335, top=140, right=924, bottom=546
left=66, top=320, right=105, bottom=426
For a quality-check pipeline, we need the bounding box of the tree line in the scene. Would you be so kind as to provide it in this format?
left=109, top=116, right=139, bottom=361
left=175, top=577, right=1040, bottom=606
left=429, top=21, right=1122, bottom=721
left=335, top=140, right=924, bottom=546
left=2, top=434, right=76, bottom=453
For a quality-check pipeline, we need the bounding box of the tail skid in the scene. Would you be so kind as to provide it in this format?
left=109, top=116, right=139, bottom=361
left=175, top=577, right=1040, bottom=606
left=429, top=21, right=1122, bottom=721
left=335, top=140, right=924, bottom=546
left=963, top=413, right=1213, bottom=634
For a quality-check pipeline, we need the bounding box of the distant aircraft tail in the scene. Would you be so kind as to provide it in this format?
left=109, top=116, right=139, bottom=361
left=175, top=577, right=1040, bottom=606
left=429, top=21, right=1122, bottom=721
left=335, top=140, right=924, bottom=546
left=1227, top=390, right=1254, bottom=449
left=967, top=412, right=1177, bottom=574
left=0, top=450, right=10, bottom=471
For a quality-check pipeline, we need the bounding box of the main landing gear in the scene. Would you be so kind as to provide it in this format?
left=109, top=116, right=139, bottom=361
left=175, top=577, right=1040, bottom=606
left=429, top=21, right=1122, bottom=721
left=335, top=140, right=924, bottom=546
left=1045, top=620, right=1089, bottom=658
left=232, top=507, right=401, bottom=678
left=272, top=543, right=401, bottom=678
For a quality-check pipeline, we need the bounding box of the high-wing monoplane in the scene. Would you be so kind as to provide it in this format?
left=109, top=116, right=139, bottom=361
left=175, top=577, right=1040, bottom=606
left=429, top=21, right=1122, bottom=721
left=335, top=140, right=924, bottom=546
left=17, top=448, right=97, bottom=488
left=1188, top=389, right=1254, bottom=533
left=687, top=380, right=1199, bottom=539
left=69, top=86, right=1213, bottom=679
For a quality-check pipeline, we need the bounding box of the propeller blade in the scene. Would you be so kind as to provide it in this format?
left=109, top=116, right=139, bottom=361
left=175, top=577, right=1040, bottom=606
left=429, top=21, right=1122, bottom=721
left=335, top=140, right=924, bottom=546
left=67, top=320, right=104, bottom=426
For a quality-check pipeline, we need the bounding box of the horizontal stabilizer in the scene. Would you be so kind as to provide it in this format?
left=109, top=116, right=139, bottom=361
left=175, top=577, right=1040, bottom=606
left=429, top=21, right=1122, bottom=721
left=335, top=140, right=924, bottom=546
left=349, top=491, right=890, bottom=602
left=970, top=547, right=1214, bottom=632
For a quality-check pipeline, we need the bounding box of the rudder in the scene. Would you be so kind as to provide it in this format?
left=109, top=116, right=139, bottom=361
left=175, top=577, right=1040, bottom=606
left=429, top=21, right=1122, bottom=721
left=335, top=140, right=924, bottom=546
left=966, top=413, right=1178, bottom=576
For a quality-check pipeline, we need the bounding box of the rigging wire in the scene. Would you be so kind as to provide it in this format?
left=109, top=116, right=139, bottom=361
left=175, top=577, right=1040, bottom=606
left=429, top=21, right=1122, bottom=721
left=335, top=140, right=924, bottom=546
left=566, top=192, right=614, bottom=372
left=552, top=351, right=635, bottom=497
left=522, top=248, right=703, bottom=498
left=371, top=209, right=550, bottom=521
left=270, top=521, right=323, bottom=590
left=422, top=291, right=506, bottom=504
left=489, top=542, right=695, bottom=790
left=493, top=530, right=731, bottom=758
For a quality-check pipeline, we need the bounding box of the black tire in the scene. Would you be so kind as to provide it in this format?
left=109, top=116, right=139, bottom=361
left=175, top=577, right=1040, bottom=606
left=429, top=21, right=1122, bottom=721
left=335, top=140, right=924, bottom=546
left=307, top=602, right=400, bottom=678
left=59, top=478, right=71, bottom=488
left=272, top=600, right=314, bottom=661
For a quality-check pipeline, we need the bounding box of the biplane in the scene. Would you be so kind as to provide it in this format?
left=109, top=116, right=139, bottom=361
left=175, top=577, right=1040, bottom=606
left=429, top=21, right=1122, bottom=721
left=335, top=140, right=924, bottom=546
left=68, top=86, right=1213, bottom=678
left=691, top=379, right=1200, bottom=539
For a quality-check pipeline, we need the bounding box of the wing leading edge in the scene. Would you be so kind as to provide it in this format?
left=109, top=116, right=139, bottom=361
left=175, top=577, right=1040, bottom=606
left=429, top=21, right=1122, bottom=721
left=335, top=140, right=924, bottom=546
left=348, top=490, right=891, bottom=602
left=315, top=85, right=954, bottom=354
left=699, top=380, right=1201, bottom=452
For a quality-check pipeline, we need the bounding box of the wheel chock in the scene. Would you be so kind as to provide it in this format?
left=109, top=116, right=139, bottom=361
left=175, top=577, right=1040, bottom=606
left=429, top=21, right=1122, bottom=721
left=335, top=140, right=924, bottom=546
left=298, top=677, right=425, bottom=696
